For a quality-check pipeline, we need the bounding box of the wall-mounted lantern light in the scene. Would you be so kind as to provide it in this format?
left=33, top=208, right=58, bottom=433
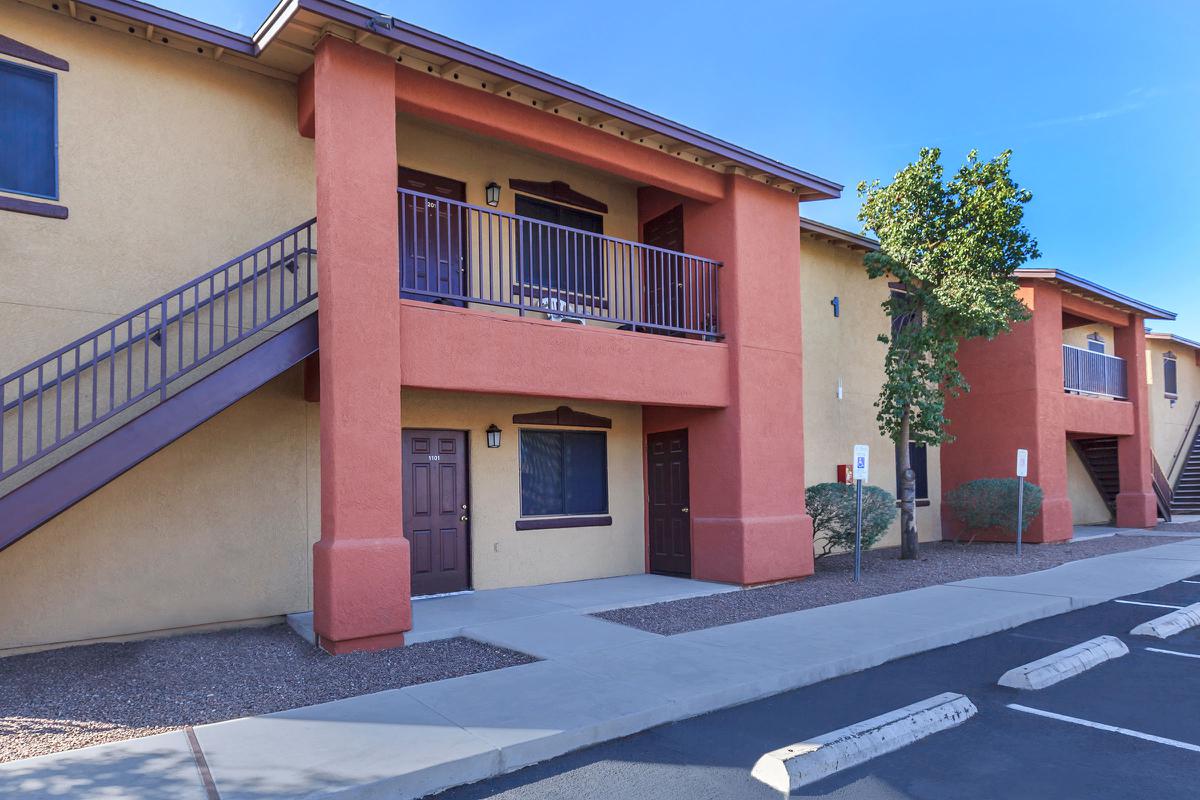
left=485, top=182, right=501, bottom=207
left=486, top=423, right=502, bottom=448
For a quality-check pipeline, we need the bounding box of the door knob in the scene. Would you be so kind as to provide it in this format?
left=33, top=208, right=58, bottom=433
left=681, top=507, right=689, bottom=513
left=460, top=515, right=469, bottom=522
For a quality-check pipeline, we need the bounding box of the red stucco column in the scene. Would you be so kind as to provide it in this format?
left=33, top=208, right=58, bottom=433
left=310, top=36, right=410, bottom=654
left=942, top=284, right=1074, bottom=542
left=1114, top=319, right=1157, bottom=528
left=645, top=174, right=813, bottom=585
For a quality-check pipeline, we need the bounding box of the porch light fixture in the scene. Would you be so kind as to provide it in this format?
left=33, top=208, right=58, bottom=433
left=485, top=181, right=501, bottom=207
left=486, top=424, right=503, bottom=448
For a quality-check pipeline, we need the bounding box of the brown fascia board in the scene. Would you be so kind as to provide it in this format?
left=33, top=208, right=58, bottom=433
left=83, top=0, right=844, bottom=199
left=799, top=217, right=878, bottom=252
left=1015, top=268, right=1176, bottom=321
left=290, top=0, right=844, bottom=200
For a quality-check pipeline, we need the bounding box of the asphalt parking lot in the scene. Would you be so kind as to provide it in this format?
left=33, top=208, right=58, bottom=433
left=430, top=575, right=1200, bottom=799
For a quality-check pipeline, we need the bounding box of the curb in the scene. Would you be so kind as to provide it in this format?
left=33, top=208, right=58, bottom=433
left=751, top=692, right=977, bottom=793
left=997, top=635, right=1129, bottom=690
left=1130, top=602, right=1200, bottom=639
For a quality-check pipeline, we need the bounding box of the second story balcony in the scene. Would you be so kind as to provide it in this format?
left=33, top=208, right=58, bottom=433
left=1063, top=343, right=1128, bottom=400
left=397, top=188, right=722, bottom=340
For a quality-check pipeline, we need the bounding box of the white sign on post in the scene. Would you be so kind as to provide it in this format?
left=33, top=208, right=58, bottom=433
left=853, top=445, right=870, bottom=482
left=1016, top=449, right=1029, bottom=478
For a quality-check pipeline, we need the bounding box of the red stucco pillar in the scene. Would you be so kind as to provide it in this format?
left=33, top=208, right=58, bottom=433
left=942, top=284, right=1074, bottom=542
left=645, top=174, right=813, bottom=585
left=310, top=36, right=410, bottom=654
left=1114, top=319, right=1157, bottom=528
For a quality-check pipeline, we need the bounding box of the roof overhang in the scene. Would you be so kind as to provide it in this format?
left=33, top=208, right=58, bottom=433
left=1015, top=268, right=1176, bottom=321
left=1147, top=332, right=1200, bottom=352
left=799, top=217, right=878, bottom=252
left=19, top=0, right=842, bottom=201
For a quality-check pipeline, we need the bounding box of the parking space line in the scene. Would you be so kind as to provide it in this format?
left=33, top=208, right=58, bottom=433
left=1145, top=647, right=1200, bottom=660
left=1182, top=580, right=1200, bottom=585
left=1113, top=600, right=1184, bottom=609
left=1007, top=704, right=1200, bottom=753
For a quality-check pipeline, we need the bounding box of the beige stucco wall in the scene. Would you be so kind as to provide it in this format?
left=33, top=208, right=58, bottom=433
left=1147, top=338, right=1200, bottom=483
left=0, top=368, right=314, bottom=655
left=0, top=1, right=316, bottom=376
left=1066, top=441, right=1112, bottom=525
left=800, top=235, right=942, bottom=549
left=394, top=389, right=645, bottom=590
left=1062, top=322, right=1117, bottom=353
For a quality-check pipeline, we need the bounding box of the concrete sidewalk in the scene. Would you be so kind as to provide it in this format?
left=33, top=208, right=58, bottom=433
left=5, top=539, right=1200, bottom=800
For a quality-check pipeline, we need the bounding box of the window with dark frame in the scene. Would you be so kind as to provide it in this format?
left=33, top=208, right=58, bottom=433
left=1164, top=351, right=1178, bottom=398
left=0, top=59, right=58, bottom=200
left=1087, top=333, right=1106, bottom=354
left=519, top=429, right=608, bottom=517
left=888, top=288, right=929, bottom=501
left=895, top=442, right=930, bottom=501
left=515, top=195, right=605, bottom=306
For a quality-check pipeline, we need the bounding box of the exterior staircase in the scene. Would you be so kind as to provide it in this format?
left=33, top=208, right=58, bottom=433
left=1171, top=424, right=1200, bottom=514
left=1072, top=436, right=1173, bottom=522
left=1072, top=438, right=1120, bottom=517
left=0, top=221, right=318, bottom=552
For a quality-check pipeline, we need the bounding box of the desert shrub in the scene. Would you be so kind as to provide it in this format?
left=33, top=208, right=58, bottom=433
left=944, top=478, right=1043, bottom=536
left=807, top=482, right=898, bottom=559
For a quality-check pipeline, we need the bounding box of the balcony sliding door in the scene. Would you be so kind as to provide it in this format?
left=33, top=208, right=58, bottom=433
left=515, top=195, right=604, bottom=311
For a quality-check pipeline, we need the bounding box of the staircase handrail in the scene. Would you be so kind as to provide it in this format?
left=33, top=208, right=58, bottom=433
left=1167, top=399, right=1200, bottom=482
left=0, top=219, right=317, bottom=481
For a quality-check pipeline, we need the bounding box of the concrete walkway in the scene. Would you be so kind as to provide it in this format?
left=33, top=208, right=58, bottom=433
left=287, top=573, right=740, bottom=646
left=6, top=539, right=1200, bottom=800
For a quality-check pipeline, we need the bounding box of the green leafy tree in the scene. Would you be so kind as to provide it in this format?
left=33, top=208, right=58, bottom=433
left=858, top=148, right=1040, bottom=559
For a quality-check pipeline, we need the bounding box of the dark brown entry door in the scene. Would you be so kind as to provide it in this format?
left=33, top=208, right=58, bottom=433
left=642, top=205, right=685, bottom=332
left=398, top=166, right=468, bottom=306
left=647, top=429, right=691, bottom=576
left=402, top=429, right=470, bottom=596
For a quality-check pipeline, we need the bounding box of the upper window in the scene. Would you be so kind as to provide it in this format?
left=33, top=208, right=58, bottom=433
left=1087, top=334, right=1105, bottom=354
left=515, top=195, right=604, bottom=306
left=519, top=429, right=608, bottom=517
left=1164, top=351, right=1178, bottom=398
left=0, top=60, right=57, bottom=200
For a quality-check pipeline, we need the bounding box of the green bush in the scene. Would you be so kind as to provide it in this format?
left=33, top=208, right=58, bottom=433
left=944, top=478, right=1043, bottom=536
left=807, top=482, right=898, bottom=559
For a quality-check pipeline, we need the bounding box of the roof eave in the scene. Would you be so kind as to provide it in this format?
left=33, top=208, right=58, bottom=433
left=1015, top=268, right=1176, bottom=321
left=292, top=0, right=843, bottom=200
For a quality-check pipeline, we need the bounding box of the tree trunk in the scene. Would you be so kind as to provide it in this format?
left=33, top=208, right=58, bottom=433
left=898, top=410, right=919, bottom=559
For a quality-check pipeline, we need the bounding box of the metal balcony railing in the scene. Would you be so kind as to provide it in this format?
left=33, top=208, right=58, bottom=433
left=1062, top=344, right=1128, bottom=400
left=397, top=188, right=722, bottom=338
left=0, top=221, right=317, bottom=480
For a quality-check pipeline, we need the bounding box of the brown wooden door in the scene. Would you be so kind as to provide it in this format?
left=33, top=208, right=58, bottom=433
left=403, top=429, right=470, bottom=596
left=642, top=205, right=685, bottom=332
left=398, top=166, right=468, bottom=306
left=647, top=429, right=691, bottom=576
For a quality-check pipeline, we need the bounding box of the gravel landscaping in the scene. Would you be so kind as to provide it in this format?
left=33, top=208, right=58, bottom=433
left=595, top=535, right=1194, bottom=636
left=0, top=625, right=534, bottom=764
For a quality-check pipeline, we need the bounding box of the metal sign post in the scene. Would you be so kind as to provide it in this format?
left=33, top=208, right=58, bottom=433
left=853, top=445, right=869, bottom=583
left=1015, top=449, right=1029, bottom=557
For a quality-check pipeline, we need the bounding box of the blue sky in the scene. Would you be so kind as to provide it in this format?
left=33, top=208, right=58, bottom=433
left=167, top=0, right=1198, bottom=338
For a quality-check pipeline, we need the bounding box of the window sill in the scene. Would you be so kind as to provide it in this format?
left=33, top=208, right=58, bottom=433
left=0, top=195, right=67, bottom=219
left=515, top=515, right=612, bottom=531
